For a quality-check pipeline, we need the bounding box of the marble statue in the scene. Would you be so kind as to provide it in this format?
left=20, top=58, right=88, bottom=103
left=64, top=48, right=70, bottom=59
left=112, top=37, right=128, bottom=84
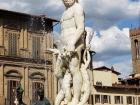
left=78, top=49, right=91, bottom=105
left=60, top=0, right=85, bottom=105
left=49, top=0, right=91, bottom=105
left=48, top=49, right=72, bottom=105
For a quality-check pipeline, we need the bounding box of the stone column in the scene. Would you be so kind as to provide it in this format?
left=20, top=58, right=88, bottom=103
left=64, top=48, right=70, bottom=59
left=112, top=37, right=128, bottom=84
left=48, top=68, right=52, bottom=99
left=49, top=69, right=53, bottom=105
left=24, top=67, right=29, bottom=96
left=0, top=65, right=5, bottom=105
left=45, top=67, right=49, bottom=97
left=0, top=26, right=3, bottom=46
left=24, top=29, right=28, bottom=49
left=47, top=32, right=51, bottom=48
left=20, top=28, right=24, bottom=49
left=19, top=28, right=24, bottom=57
left=0, top=19, right=4, bottom=55
left=51, top=70, right=54, bottom=102
left=23, top=67, right=30, bottom=105
left=0, top=19, right=3, bottom=46
left=49, top=32, right=53, bottom=48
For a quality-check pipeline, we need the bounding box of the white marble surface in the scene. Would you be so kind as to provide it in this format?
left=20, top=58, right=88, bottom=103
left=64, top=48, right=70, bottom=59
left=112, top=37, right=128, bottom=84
left=49, top=0, right=91, bottom=105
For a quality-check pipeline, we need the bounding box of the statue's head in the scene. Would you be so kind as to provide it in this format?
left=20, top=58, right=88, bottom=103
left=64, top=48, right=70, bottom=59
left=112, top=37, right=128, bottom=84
left=16, top=84, right=24, bottom=102
left=38, top=86, right=44, bottom=101
left=63, top=0, right=78, bottom=7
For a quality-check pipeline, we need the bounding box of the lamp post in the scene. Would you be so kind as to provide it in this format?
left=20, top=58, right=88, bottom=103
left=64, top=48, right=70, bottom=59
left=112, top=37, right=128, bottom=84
left=89, top=50, right=96, bottom=69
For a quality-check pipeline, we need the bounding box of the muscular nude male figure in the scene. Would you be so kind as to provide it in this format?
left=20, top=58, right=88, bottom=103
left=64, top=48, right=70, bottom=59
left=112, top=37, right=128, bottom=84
left=60, top=0, right=85, bottom=105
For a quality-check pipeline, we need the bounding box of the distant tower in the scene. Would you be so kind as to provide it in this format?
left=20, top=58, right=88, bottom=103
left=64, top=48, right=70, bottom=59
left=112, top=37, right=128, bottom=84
left=130, top=28, right=140, bottom=74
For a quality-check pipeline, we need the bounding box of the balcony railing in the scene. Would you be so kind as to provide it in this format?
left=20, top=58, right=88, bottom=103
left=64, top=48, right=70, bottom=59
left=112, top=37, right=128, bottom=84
left=0, top=55, right=52, bottom=65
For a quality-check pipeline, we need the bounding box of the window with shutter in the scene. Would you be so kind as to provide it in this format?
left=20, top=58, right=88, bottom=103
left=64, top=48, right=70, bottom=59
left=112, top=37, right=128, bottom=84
left=32, top=36, right=41, bottom=59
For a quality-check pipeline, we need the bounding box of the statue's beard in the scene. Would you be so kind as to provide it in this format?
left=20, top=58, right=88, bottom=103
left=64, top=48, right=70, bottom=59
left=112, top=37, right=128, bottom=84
left=64, top=2, right=74, bottom=8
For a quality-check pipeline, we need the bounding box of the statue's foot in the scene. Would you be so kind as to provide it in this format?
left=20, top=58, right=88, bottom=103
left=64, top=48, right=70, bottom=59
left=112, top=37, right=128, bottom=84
left=68, top=99, right=78, bottom=105
left=78, top=102, right=89, bottom=105
left=63, top=100, right=69, bottom=105
left=77, top=102, right=84, bottom=105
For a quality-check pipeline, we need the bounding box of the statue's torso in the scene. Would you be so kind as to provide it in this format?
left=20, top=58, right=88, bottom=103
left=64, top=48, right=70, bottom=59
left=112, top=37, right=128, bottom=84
left=60, top=4, right=77, bottom=47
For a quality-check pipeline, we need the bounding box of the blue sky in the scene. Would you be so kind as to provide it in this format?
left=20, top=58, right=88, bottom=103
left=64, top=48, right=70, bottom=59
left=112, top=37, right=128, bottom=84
left=0, top=0, right=140, bottom=78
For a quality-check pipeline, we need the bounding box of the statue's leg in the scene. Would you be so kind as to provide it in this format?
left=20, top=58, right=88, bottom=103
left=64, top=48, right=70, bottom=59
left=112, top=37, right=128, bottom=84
left=63, top=72, right=72, bottom=104
left=72, top=70, right=82, bottom=104
left=78, top=69, right=90, bottom=105
left=64, top=87, right=72, bottom=104
left=55, top=89, right=64, bottom=105
left=68, top=55, right=83, bottom=105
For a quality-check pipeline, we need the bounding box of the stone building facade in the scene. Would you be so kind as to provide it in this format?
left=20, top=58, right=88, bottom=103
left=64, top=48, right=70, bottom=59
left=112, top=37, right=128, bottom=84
left=0, top=9, right=58, bottom=105
left=90, top=66, right=140, bottom=105
left=130, top=28, right=140, bottom=74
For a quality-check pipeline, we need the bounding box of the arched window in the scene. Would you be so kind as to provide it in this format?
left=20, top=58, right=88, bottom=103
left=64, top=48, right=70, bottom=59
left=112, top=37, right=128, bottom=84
left=5, top=70, right=22, bottom=105
left=5, top=70, right=22, bottom=78
left=29, top=72, right=45, bottom=103
left=134, top=39, right=139, bottom=59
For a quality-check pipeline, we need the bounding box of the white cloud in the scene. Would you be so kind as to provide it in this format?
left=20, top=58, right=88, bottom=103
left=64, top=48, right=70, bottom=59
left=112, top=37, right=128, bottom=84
left=113, top=59, right=133, bottom=78
left=83, top=26, right=131, bottom=60
left=93, top=61, right=105, bottom=68
left=86, top=26, right=133, bottom=77
left=0, top=0, right=139, bottom=29
left=91, top=26, right=131, bottom=56
left=0, top=0, right=63, bottom=19
left=80, top=0, right=140, bottom=29
left=0, top=2, right=11, bottom=9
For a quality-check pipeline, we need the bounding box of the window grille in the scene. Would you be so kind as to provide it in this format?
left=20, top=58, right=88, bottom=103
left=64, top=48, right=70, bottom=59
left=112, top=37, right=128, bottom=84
left=32, top=82, right=44, bottom=103
left=95, top=94, right=100, bottom=103
left=127, top=96, right=132, bottom=104
left=114, top=96, right=120, bottom=104
left=8, top=32, right=18, bottom=56
left=7, top=80, right=19, bottom=105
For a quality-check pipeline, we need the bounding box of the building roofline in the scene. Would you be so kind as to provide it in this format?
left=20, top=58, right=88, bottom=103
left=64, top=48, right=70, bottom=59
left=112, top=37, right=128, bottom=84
left=93, top=66, right=121, bottom=75
left=130, top=27, right=140, bottom=37
left=126, top=76, right=140, bottom=81
left=94, top=84, right=140, bottom=90
left=0, top=9, right=59, bottom=22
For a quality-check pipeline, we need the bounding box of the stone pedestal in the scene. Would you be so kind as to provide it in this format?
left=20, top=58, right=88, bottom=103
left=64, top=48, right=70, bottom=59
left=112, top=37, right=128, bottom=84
left=0, top=96, right=5, bottom=105
left=23, top=96, right=30, bottom=105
